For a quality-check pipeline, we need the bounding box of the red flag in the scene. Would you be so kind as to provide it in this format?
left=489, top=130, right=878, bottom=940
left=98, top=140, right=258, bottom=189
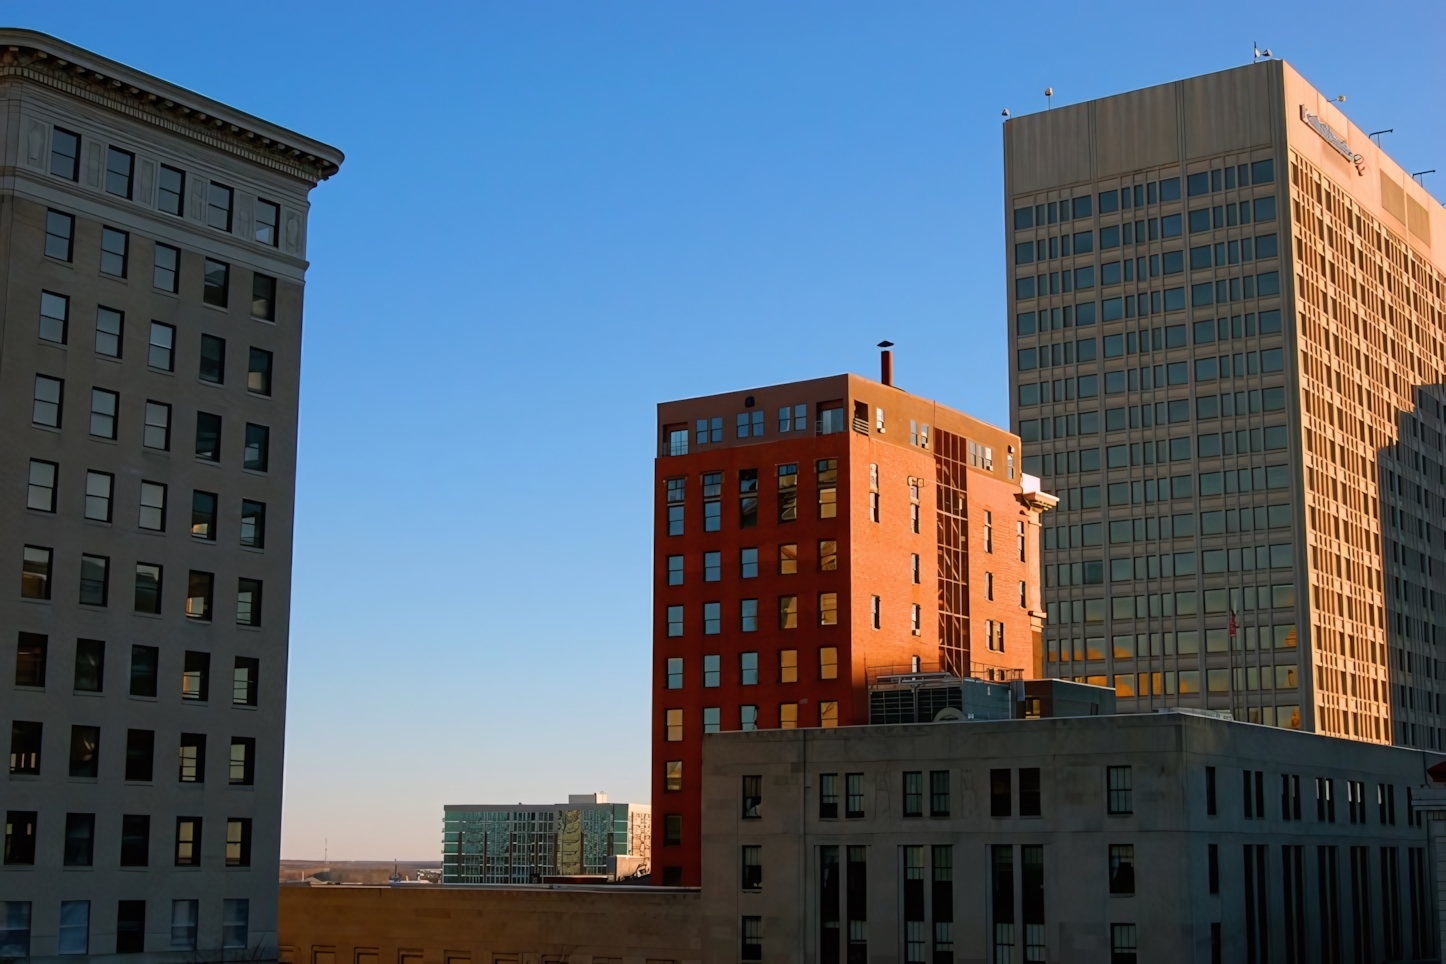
left=1228, top=611, right=1237, bottom=637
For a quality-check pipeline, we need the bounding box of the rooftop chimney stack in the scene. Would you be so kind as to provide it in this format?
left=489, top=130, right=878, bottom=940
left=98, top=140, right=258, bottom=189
left=878, top=341, right=895, bottom=386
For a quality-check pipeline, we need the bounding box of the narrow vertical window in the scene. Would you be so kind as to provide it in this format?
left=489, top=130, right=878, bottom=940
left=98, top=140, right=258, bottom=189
left=39, top=291, right=69, bottom=343
left=207, top=183, right=234, bottom=232
left=89, top=389, right=118, bottom=439
left=153, top=243, right=180, bottom=292
left=255, top=200, right=280, bottom=246
left=778, top=464, right=798, bottom=522
left=244, top=423, right=271, bottom=471
left=251, top=273, right=276, bottom=321
left=45, top=210, right=75, bottom=261
left=27, top=461, right=57, bottom=512
left=992, top=845, right=1015, bottom=961
left=203, top=259, right=230, bottom=307
left=703, top=472, right=722, bottom=531
left=100, top=227, right=129, bottom=277
left=95, top=306, right=124, bottom=357
left=158, top=165, right=185, bottom=216
left=51, top=127, right=81, bottom=180
left=817, top=459, right=838, bottom=518
left=105, top=147, right=134, bottom=198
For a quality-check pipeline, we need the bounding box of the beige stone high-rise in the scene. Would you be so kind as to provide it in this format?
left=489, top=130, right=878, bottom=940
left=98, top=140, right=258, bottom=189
left=1006, top=60, right=1445, bottom=746
left=0, top=30, right=341, bottom=960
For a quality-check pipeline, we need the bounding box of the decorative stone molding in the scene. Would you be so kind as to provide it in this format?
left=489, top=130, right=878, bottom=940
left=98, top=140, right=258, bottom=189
left=0, top=32, right=343, bottom=183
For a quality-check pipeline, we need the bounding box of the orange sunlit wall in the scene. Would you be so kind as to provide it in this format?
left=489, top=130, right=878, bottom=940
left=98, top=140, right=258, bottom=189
left=650, top=372, right=1049, bottom=885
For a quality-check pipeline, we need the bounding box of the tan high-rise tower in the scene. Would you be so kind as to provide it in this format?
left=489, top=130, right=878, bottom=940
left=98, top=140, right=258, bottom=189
left=0, top=30, right=341, bottom=960
left=1005, top=60, right=1445, bottom=746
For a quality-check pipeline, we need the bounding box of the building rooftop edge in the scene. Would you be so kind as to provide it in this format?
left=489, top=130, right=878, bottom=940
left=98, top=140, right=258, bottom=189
left=281, top=881, right=699, bottom=894
left=0, top=27, right=344, bottom=181
left=702, top=711, right=1446, bottom=756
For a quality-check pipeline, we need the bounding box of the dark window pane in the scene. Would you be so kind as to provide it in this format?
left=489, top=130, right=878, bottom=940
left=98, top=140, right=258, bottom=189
left=207, top=183, right=233, bottom=231
left=247, top=348, right=273, bottom=395
left=240, top=501, right=266, bottom=548
left=251, top=273, right=276, bottom=320
left=129, top=645, right=159, bottom=697
left=158, top=165, right=185, bottom=216
left=244, top=424, right=270, bottom=472
left=105, top=147, right=134, bottom=199
left=195, top=413, right=222, bottom=461
left=51, top=127, right=80, bottom=180
left=199, top=334, right=226, bottom=384
left=203, top=259, right=230, bottom=307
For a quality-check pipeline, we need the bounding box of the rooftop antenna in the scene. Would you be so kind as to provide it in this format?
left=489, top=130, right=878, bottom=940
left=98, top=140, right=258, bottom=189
left=1001, top=108, right=1010, bottom=119
left=1412, top=170, right=1435, bottom=185
left=1369, top=129, right=1393, bottom=146
left=1252, top=42, right=1272, bottom=62
left=1044, top=87, right=1053, bottom=110
left=1333, top=95, right=1346, bottom=103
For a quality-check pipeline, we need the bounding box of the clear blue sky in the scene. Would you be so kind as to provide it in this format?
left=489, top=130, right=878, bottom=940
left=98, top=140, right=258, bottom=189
left=15, top=1, right=1442, bottom=859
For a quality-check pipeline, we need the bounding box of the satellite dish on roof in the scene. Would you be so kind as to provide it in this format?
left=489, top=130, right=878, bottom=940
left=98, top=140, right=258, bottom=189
left=933, top=707, right=965, bottom=723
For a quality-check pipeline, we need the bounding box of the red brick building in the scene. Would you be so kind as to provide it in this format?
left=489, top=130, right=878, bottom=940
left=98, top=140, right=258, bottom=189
left=651, top=362, right=1056, bottom=884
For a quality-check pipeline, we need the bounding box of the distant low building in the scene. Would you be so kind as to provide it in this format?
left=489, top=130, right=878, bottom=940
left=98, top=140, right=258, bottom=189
left=442, top=794, right=651, bottom=883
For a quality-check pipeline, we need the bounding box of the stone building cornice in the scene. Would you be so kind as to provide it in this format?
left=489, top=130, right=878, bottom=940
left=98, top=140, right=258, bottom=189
left=0, top=28, right=344, bottom=184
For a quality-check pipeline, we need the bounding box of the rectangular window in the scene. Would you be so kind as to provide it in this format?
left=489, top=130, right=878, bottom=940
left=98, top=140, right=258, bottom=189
left=819, top=539, right=838, bottom=570
left=225, top=818, right=252, bottom=867
left=741, top=845, right=762, bottom=891
left=240, top=501, right=266, bottom=548
left=666, top=605, right=684, bottom=637
left=255, top=199, right=280, bottom=246
left=105, top=147, right=134, bottom=198
left=32, top=375, right=63, bottom=427
left=779, top=702, right=798, bottom=729
left=154, top=243, right=180, bottom=292
left=158, top=165, right=185, bottom=216
left=174, top=818, right=202, bottom=867
left=51, top=126, right=80, bottom=179
left=199, top=334, right=226, bottom=383
left=778, top=595, right=798, bottom=629
left=667, top=555, right=684, bottom=586
left=819, top=592, right=838, bottom=625
left=203, top=259, right=230, bottom=307
left=991, top=768, right=1012, bottom=817
left=90, top=389, right=118, bottom=439
left=819, top=646, right=838, bottom=679
left=236, top=578, right=262, bottom=626
left=845, top=773, right=865, bottom=818
left=4, top=813, right=37, bottom=865
left=703, top=472, right=722, bottom=531
left=779, top=543, right=798, bottom=574
left=740, top=650, right=758, bottom=684
left=247, top=348, right=273, bottom=395
left=78, top=555, right=109, bottom=607
left=171, top=898, right=198, bottom=950
left=777, top=464, right=798, bottom=522
left=820, top=773, right=839, bottom=818
left=181, top=651, right=209, bottom=701
left=233, top=657, right=259, bottom=706
left=124, top=729, right=156, bottom=782
left=665, top=708, right=683, bottom=741
left=207, top=182, right=234, bottom=232
left=704, top=602, right=721, bottom=634
left=817, top=459, right=838, bottom=518
left=665, top=760, right=683, bottom=792
left=10, top=721, right=42, bottom=774
left=819, top=701, right=838, bottom=728
left=252, top=273, right=277, bottom=321
left=243, top=423, right=268, bottom=470
left=46, top=210, right=75, bottom=261
left=27, top=460, right=57, bottom=512
left=177, top=732, right=206, bottom=782
left=189, top=490, right=217, bottom=540
left=779, top=649, right=797, bottom=683
left=134, top=563, right=162, bottom=614
left=148, top=322, right=176, bottom=371
left=68, top=725, right=99, bottom=778
left=95, top=306, right=124, bottom=357
left=15, top=633, right=47, bottom=688
left=21, top=546, right=52, bottom=599
left=1109, top=844, right=1135, bottom=895
left=222, top=899, right=249, bottom=951
left=703, top=707, right=721, bottom=733
left=195, top=413, right=222, bottom=461
left=229, top=738, right=255, bottom=785
left=63, top=813, right=95, bottom=866
left=930, top=770, right=951, bottom=816
left=185, top=571, right=214, bottom=620
left=84, top=471, right=114, bottom=521
left=1020, top=767, right=1042, bottom=816
left=144, top=401, right=172, bottom=450
left=39, top=290, right=69, bottom=343
left=116, top=901, right=145, bottom=954
left=100, top=226, right=129, bottom=277
left=129, top=645, right=159, bottom=697
left=904, top=771, right=923, bottom=816
left=120, top=814, right=150, bottom=865
left=740, top=468, right=759, bottom=527
left=1108, top=766, right=1133, bottom=814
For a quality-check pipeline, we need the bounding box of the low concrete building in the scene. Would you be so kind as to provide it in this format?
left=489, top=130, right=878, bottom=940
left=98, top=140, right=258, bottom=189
left=442, top=794, right=651, bottom=884
left=278, top=881, right=699, bottom=964
left=699, top=711, right=1445, bottom=963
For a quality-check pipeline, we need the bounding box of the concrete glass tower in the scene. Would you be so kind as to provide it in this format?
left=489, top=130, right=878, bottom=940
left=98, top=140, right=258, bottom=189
left=0, top=31, right=341, bottom=960
left=1005, top=60, right=1445, bottom=746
